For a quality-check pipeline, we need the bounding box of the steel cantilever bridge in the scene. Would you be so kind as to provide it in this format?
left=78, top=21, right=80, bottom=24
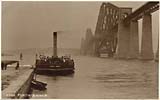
left=80, top=2, right=159, bottom=60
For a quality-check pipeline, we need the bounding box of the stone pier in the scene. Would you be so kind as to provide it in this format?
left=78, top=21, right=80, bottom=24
left=2, top=68, right=34, bottom=99
left=116, top=21, right=130, bottom=59
left=155, top=41, right=159, bottom=61
left=140, top=14, right=154, bottom=60
left=128, top=20, right=139, bottom=59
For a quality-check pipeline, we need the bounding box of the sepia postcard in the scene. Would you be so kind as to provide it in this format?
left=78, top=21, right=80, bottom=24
left=1, top=1, right=159, bottom=99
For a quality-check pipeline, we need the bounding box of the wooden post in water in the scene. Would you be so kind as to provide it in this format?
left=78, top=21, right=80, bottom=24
left=53, top=32, right=57, bottom=57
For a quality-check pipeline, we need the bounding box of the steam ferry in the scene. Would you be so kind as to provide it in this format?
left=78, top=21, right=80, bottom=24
left=34, top=32, right=75, bottom=75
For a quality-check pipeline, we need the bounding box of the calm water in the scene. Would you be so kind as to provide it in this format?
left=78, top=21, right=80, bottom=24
left=32, top=56, right=158, bottom=99
left=3, top=53, right=158, bottom=99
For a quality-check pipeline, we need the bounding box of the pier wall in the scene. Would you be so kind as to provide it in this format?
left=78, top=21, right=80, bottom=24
left=2, top=69, right=34, bottom=99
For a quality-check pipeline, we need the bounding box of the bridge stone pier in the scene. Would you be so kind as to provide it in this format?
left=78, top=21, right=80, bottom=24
left=128, top=20, right=139, bottom=59
left=155, top=41, right=159, bottom=61
left=81, top=2, right=159, bottom=61
left=117, top=18, right=140, bottom=59
left=122, top=2, right=159, bottom=60
left=117, top=20, right=138, bottom=59
left=140, top=14, right=154, bottom=60
left=116, top=20, right=131, bottom=58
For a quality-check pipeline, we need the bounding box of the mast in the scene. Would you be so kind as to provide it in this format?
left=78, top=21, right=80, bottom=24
left=53, top=32, right=57, bottom=57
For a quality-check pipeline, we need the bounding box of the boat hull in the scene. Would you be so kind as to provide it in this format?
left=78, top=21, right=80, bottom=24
left=34, top=67, right=74, bottom=76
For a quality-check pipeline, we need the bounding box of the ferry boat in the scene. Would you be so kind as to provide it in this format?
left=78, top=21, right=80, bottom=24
left=34, top=32, right=75, bottom=75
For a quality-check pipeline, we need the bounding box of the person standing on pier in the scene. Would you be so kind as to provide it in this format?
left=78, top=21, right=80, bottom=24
left=1, top=62, right=4, bottom=70
left=15, top=62, right=19, bottom=70
left=20, top=53, right=23, bottom=60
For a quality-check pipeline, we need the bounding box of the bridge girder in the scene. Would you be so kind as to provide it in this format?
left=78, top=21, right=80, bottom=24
left=94, top=2, right=120, bottom=56
left=123, top=2, right=159, bottom=24
left=94, top=2, right=133, bottom=57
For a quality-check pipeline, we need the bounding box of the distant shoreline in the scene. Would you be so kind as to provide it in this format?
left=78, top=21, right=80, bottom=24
left=2, top=48, right=80, bottom=56
left=1, top=53, right=14, bottom=56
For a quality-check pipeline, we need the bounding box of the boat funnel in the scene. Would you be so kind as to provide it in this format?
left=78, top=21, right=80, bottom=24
left=53, top=32, right=57, bottom=57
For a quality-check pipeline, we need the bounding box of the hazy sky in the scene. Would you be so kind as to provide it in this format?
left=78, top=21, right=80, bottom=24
left=2, top=1, right=159, bottom=52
